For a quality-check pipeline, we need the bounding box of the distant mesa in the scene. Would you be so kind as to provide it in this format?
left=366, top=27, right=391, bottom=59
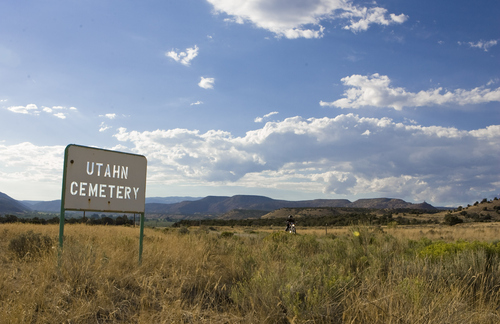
left=0, top=192, right=437, bottom=217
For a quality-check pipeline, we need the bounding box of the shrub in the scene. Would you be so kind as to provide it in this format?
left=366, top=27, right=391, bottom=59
left=8, top=230, right=54, bottom=260
left=419, top=240, right=500, bottom=260
left=443, top=214, right=463, bottom=226
left=220, top=231, right=234, bottom=238
left=195, top=225, right=210, bottom=234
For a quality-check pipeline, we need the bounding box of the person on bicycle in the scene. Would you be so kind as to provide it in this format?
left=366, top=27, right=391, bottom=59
left=285, top=214, right=295, bottom=232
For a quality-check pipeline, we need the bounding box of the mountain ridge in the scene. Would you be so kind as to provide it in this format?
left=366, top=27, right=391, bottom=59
left=144, top=195, right=437, bottom=215
left=0, top=192, right=32, bottom=213
left=0, top=192, right=438, bottom=215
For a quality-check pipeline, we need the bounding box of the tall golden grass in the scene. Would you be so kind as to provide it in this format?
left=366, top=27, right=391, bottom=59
left=1, top=223, right=500, bottom=323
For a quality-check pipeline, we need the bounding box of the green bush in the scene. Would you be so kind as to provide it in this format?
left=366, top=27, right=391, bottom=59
left=8, top=231, right=54, bottom=260
left=443, top=214, right=463, bottom=226
left=418, top=240, right=500, bottom=260
left=220, top=231, right=234, bottom=238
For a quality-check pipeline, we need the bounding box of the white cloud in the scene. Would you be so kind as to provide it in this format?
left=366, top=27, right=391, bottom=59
left=191, top=101, right=204, bottom=106
left=99, top=122, right=112, bottom=132
left=486, top=79, right=499, bottom=86
left=7, top=104, right=77, bottom=119
left=1, top=115, right=497, bottom=205
left=198, top=77, right=215, bottom=89
left=0, top=113, right=500, bottom=205
left=206, top=0, right=407, bottom=38
left=403, top=118, right=417, bottom=125
left=341, top=6, right=408, bottom=32
left=255, top=111, right=278, bottom=122
left=459, top=39, right=498, bottom=52
left=320, top=73, right=500, bottom=110
left=166, top=45, right=199, bottom=66
left=390, top=13, right=408, bottom=24
left=99, top=113, right=117, bottom=119
left=8, top=104, right=38, bottom=114
left=112, top=114, right=500, bottom=205
left=0, top=142, right=65, bottom=200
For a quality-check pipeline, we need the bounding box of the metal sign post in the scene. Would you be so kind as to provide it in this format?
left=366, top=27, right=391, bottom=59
left=139, top=213, right=145, bottom=264
left=59, top=144, right=147, bottom=264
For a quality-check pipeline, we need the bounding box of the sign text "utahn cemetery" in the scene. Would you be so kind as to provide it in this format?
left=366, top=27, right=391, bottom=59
left=62, top=145, right=147, bottom=213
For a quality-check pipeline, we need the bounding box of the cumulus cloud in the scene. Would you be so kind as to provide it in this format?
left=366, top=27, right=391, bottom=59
left=8, top=104, right=38, bottom=114
left=113, top=114, right=499, bottom=205
left=1, top=115, right=497, bottom=205
left=341, top=6, right=408, bottom=32
left=0, top=142, right=65, bottom=199
left=320, top=73, right=500, bottom=110
left=206, top=0, right=407, bottom=38
left=53, top=113, right=66, bottom=119
left=191, top=101, right=204, bottom=106
left=198, top=77, right=215, bottom=89
left=255, top=111, right=278, bottom=122
left=99, top=113, right=117, bottom=119
left=7, top=104, right=77, bottom=118
left=459, top=39, right=498, bottom=52
left=166, top=45, right=199, bottom=66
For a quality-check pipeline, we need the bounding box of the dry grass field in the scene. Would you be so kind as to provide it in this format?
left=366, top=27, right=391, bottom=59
left=1, top=222, right=500, bottom=323
left=291, top=222, right=500, bottom=242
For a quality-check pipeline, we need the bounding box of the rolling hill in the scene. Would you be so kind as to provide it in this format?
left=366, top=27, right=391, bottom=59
left=0, top=192, right=32, bottom=213
left=144, top=195, right=436, bottom=216
left=1, top=192, right=438, bottom=218
left=145, top=195, right=353, bottom=215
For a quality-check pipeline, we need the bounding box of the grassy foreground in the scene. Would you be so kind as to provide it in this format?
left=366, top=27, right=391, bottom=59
left=1, top=223, right=500, bottom=323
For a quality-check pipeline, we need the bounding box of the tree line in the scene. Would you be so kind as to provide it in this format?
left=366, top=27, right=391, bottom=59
left=0, top=214, right=134, bottom=226
left=172, top=212, right=440, bottom=228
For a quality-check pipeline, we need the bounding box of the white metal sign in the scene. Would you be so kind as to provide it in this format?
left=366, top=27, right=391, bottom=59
left=62, top=145, right=147, bottom=213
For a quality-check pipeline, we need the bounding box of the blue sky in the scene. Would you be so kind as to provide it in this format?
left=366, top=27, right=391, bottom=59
left=1, top=0, right=499, bottom=206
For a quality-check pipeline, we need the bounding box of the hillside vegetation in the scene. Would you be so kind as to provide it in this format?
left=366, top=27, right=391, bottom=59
left=259, top=197, right=500, bottom=223
left=2, top=223, right=500, bottom=323
left=173, top=198, right=500, bottom=228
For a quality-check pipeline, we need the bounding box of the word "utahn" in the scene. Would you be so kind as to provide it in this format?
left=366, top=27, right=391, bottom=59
left=86, top=162, right=129, bottom=179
